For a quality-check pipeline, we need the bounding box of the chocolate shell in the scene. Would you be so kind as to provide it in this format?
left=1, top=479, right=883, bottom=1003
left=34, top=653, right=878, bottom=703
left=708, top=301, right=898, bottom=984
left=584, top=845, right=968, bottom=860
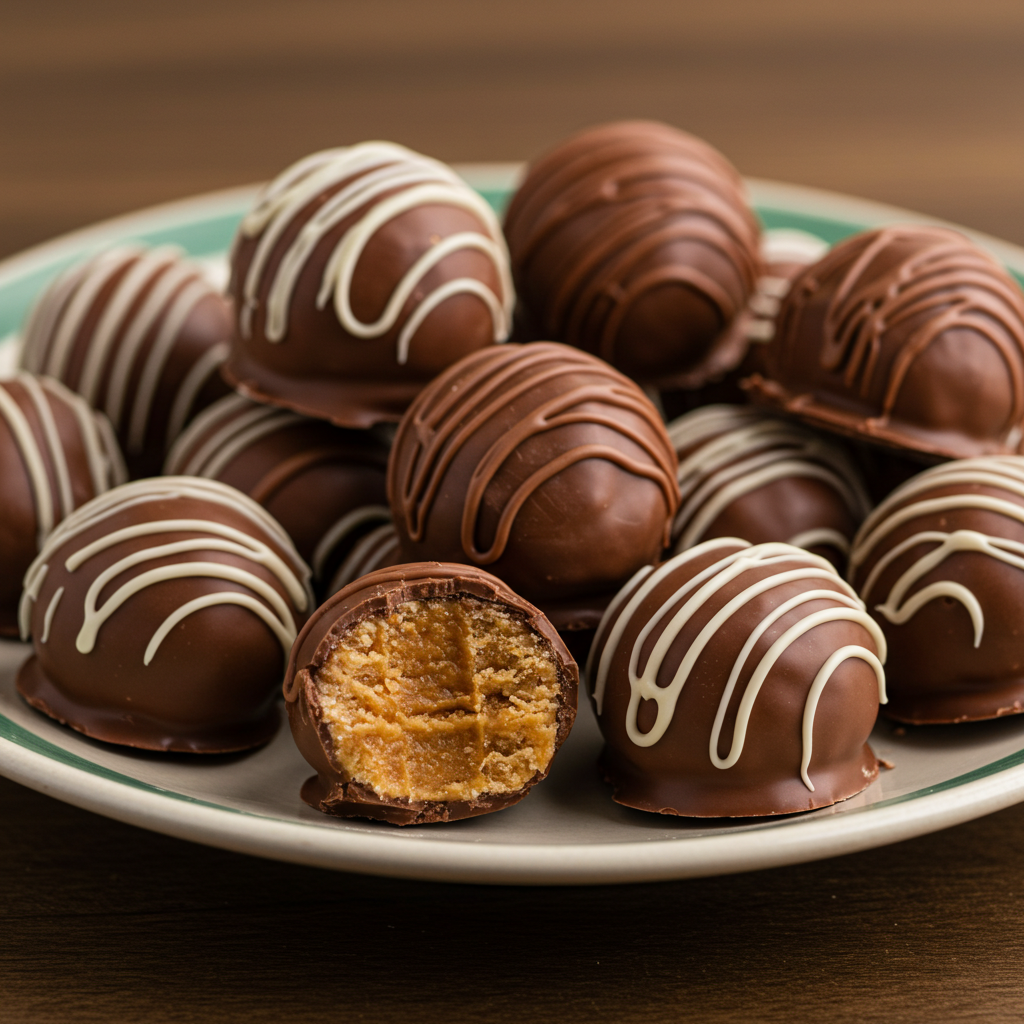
left=387, top=342, right=680, bottom=630
left=284, top=562, right=578, bottom=825
left=745, top=226, right=1024, bottom=460
left=164, top=392, right=390, bottom=594
left=19, top=245, right=234, bottom=477
left=224, top=143, right=514, bottom=428
left=849, top=456, right=1024, bottom=723
left=17, top=477, right=312, bottom=753
left=503, top=120, right=762, bottom=388
left=588, top=539, right=887, bottom=817
left=668, top=404, right=870, bottom=568
left=0, top=372, right=126, bottom=635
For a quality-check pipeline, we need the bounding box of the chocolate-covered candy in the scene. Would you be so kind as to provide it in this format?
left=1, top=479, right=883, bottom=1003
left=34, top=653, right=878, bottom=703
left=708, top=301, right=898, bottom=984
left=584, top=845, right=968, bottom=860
left=0, top=372, right=126, bottom=635
left=849, top=456, right=1024, bottom=723
left=224, top=143, right=514, bottom=429
left=19, top=245, right=234, bottom=477
left=285, top=562, right=578, bottom=825
left=503, top=121, right=762, bottom=387
left=387, top=342, right=680, bottom=629
left=746, top=226, right=1024, bottom=460
left=669, top=405, right=870, bottom=568
left=325, top=521, right=401, bottom=597
left=18, top=477, right=312, bottom=753
left=588, top=539, right=887, bottom=817
left=165, top=392, right=390, bottom=594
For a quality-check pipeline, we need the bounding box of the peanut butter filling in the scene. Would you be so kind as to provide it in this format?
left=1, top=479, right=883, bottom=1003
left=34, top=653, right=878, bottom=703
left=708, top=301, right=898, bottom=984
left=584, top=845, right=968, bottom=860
left=315, top=597, right=562, bottom=803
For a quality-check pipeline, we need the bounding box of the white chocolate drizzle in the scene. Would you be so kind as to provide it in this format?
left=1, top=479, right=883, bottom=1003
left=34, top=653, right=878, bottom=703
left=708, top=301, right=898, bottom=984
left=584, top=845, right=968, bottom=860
left=668, top=405, right=870, bottom=553
left=0, top=373, right=124, bottom=549
left=19, top=478, right=312, bottom=660
left=19, top=246, right=228, bottom=455
left=849, top=456, right=1024, bottom=648
left=589, top=540, right=886, bottom=791
left=237, top=143, right=514, bottom=363
left=326, top=522, right=401, bottom=596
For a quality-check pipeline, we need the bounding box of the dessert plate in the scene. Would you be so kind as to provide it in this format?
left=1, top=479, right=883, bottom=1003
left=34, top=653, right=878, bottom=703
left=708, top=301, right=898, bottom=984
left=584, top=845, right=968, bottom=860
left=2, top=170, right=1024, bottom=886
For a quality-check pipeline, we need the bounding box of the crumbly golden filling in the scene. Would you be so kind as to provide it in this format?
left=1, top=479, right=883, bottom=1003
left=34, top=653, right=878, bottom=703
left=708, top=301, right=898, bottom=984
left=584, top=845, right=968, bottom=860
left=315, top=597, right=562, bottom=803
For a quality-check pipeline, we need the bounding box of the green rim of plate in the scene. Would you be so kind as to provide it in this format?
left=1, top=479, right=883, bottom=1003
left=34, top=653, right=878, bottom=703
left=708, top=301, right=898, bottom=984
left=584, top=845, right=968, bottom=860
left=3, top=172, right=1024, bottom=842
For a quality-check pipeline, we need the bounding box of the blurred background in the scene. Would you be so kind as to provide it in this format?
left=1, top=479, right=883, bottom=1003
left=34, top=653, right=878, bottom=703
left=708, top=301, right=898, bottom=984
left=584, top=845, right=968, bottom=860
left=1, top=0, right=1022, bottom=260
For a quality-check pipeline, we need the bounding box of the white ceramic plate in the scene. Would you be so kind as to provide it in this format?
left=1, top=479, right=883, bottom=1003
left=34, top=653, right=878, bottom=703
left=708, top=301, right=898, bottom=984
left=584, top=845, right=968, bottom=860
left=2, top=170, right=1024, bottom=886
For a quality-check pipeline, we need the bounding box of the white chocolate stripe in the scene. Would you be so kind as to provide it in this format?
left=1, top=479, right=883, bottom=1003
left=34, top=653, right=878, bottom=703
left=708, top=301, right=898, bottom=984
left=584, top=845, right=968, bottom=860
left=167, top=399, right=289, bottom=477
left=20, top=260, right=92, bottom=374
left=165, top=391, right=252, bottom=474
left=79, top=247, right=181, bottom=408
left=20, top=374, right=75, bottom=519
left=40, top=586, right=63, bottom=645
left=104, top=258, right=198, bottom=430
left=311, top=505, right=391, bottom=580
left=787, top=528, right=851, bottom=555
left=198, top=409, right=305, bottom=481
left=0, top=380, right=55, bottom=544
left=164, top=340, right=229, bottom=450
left=127, top=277, right=211, bottom=454
left=328, top=522, right=400, bottom=593
left=43, top=248, right=141, bottom=381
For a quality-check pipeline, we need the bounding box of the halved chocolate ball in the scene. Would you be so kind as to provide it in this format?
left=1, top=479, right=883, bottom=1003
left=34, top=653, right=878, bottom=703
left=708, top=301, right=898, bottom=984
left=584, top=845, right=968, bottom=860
left=285, top=562, right=578, bottom=825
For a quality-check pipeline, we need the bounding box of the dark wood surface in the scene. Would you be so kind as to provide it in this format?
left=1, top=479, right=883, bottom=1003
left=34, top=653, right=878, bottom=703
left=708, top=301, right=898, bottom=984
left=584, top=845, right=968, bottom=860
left=2, top=2, right=1024, bottom=1020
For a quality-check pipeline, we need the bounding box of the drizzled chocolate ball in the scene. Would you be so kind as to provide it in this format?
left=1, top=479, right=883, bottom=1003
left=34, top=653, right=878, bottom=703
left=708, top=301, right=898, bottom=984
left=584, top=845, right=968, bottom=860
left=504, top=121, right=762, bottom=387
left=0, top=372, right=125, bottom=635
left=285, top=562, right=578, bottom=825
left=387, top=342, right=680, bottom=629
left=588, top=539, right=886, bottom=817
left=224, top=142, right=515, bottom=428
left=19, top=245, right=233, bottom=477
left=746, top=226, right=1024, bottom=460
left=849, top=456, right=1024, bottom=724
left=18, top=477, right=312, bottom=753
left=165, top=392, right=390, bottom=594
left=669, top=404, right=870, bottom=568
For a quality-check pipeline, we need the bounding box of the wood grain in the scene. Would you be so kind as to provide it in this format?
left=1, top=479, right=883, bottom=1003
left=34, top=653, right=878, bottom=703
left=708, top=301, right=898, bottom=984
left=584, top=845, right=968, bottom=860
left=2, top=3, right=1024, bottom=1020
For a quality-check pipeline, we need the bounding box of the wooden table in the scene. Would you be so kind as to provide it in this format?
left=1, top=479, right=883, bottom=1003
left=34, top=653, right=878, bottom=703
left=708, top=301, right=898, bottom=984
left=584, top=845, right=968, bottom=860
left=2, top=2, right=1024, bottom=1020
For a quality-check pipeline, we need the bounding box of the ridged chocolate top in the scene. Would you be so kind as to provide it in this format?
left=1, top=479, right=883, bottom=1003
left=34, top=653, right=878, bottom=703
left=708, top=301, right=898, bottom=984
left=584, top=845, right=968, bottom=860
left=504, top=121, right=761, bottom=386
left=387, top=342, right=680, bottom=616
left=747, top=226, right=1024, bottom=459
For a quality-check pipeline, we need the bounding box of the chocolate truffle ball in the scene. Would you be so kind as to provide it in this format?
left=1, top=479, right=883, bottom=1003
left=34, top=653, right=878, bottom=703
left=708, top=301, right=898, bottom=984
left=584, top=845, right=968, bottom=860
left=503, top=121, right=762, bottom=387
left=387, top=342, right=680, bottom=629
left=669, top=405, right=870, bottom=568
left=285, top=562, right=578, bottom=825
left=18, top=477, right=312, bottom=753
left=848, top=456, right=1024, bottom=724
left=745, top=226, right=1024, bottom=460
left=164, top=392, right=390, bottom=594
left=224, top=142, right=515, bottom=429
left=588, top=539, right=887, bottom=817
left=19, top=245, right=234, bottom=477
left=0, top=372, right=126, bottom=635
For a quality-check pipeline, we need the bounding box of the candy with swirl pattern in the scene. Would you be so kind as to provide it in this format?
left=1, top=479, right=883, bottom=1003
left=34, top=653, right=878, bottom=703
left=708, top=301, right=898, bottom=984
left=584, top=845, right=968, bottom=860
left=388, top=342, right=680, bottom=628
left=588, top=539, right=886, bottom=817
left=849, top=455, right=1024, bottom=723
left=746, top=226, right=1024, bottom=459
left=224, top=142, right=514, bottom=429
left=17, top=477, right=312, bottom=752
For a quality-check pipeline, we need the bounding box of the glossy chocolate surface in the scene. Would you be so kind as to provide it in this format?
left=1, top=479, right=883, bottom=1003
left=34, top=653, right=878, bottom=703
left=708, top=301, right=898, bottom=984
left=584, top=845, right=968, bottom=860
left=0, top=372, right=125, bottom=636
left=849, top=456, right=1024, bottom=724
left=165, top=392, right=390, bottom=594
left=19, top=245, right=233, bottom=478
left=224, top=143, right=514, bottom=428
left=504, top=121, right=762, bottom=387
left=284, top=562, right=578, bottom=825
left=387, top=342, right=680, bottom=629
left=588, top=539, right=886, bottom=817
left=17, top=477, right=312, bottom=753
left=668, top=404, right=870, bottom=569
left=746, top=226, right=1024, bottom=459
